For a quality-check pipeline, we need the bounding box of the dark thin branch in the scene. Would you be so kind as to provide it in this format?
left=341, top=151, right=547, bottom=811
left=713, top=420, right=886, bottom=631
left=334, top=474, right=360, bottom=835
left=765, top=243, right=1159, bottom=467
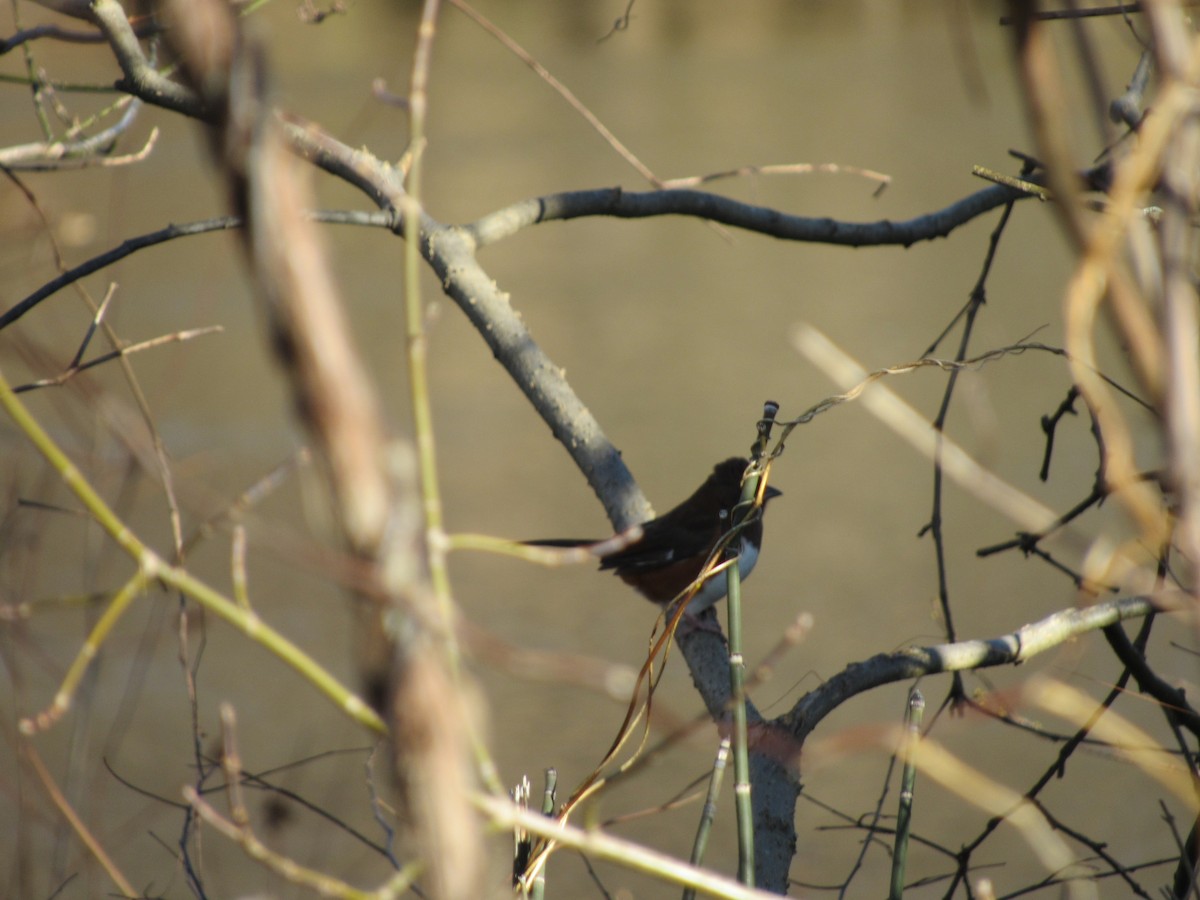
left=920, top=197, right=1017, bottom=687
left=1000, top=3, right=1200, bottom=25
left=0, top=210, right=391, bottom=332
left=0, top=216, right=241, bottom=330
left=1169, top=806, right=1200, bottom=900
left=1104, top=622, right=1200, bottom=740
left=1, top=22, right=105, bottom=52
left=1032, top=797, right=1153, bottom=898
left=0, top=17, right=160, bottom=55
left=13, top=326, right=223, bottom=393
left=465, top=183, right=1029, bottom=249
left=1039, top=386, right=1081, bottom=480
left=977, top=469, right=1161, bottom=558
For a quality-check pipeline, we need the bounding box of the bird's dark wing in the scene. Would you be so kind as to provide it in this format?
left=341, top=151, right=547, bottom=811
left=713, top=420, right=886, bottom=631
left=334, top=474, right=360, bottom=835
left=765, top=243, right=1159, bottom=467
left=595, top=516, right=720, bottom=572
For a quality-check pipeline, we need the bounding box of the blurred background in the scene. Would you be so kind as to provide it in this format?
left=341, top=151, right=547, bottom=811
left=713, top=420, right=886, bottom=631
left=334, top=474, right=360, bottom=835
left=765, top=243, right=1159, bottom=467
left=0, top=1, right=1168, bottom=897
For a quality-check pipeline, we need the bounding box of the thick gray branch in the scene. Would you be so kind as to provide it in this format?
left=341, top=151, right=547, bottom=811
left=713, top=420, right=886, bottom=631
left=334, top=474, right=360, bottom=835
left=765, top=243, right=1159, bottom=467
left=783, top=594, right=1156, bottom=744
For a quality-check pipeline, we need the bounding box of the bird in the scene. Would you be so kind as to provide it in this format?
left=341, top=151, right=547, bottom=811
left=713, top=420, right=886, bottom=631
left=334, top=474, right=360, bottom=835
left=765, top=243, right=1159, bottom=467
left=528, top=457, right=781, bottom=616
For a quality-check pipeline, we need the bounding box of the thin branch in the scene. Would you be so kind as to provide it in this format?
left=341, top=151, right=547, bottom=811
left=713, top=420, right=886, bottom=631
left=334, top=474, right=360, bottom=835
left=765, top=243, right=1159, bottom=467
left=465, top=182, right=1028, bottom=249
left=1000, top=3, right=1200, bottom=25
left=0, top=216, right=241, bottom=330
left=0, top=123, right=157, bottom=170
left=13, top=325, right=223, bottom=393
left=0, top=360, right=386, bottom=736
left=446, top=0, right=662, bottom=186
left=659, top=161, right=891, bottom=194
left=972, top=164, right=1052, bottom=200
left=22, top=743, right=138, bottom=898
left=790, top=332, right=1153, bottom=560
left=482, top=793, right=785, bottom=900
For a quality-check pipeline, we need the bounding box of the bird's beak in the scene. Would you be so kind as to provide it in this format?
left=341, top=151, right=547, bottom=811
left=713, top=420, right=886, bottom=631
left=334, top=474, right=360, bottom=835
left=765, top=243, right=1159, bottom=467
left=762, top=484, right=783, bottom=503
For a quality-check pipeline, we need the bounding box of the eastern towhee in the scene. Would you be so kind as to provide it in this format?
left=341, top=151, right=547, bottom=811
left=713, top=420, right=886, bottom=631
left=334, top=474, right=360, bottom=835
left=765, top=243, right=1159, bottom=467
left=529, top=457, right=781, bottom=615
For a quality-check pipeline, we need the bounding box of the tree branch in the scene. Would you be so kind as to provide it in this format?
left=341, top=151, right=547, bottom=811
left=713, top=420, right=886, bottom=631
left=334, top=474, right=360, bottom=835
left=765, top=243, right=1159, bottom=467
left=465, top=183, right=1029, bottom=249
left=784, top=594, right=1160, bottom=744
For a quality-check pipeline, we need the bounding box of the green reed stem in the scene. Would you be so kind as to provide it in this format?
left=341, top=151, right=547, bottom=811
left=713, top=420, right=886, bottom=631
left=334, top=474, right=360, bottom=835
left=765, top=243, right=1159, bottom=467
left=889, top=687, right=925, bottom=900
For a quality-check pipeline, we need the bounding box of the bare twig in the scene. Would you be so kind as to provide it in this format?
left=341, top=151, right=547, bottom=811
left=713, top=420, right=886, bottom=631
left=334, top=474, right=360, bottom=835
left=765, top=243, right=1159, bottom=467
left=660, top=161, right=891, bottom=193
left=22, top=743, right=137, bottom=898
left=14, top=325, right=222, bottom=393
left=447, top=0, right=662, bottom=187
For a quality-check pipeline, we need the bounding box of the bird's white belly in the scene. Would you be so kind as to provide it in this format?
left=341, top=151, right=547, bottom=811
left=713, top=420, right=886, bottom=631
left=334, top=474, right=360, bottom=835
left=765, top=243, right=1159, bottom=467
left=684, top=539, right=760, bottom=614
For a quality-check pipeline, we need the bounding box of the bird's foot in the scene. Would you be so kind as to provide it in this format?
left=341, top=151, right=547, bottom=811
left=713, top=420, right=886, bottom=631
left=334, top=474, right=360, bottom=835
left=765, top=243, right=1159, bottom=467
left=673, top=606, right=726, bottom=640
